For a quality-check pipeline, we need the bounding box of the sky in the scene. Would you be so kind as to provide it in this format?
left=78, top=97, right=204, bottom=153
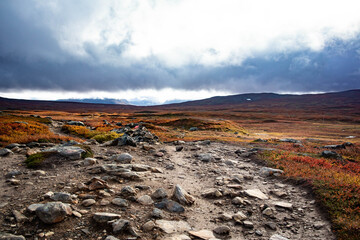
left=0, top=0, right=360, bottom=105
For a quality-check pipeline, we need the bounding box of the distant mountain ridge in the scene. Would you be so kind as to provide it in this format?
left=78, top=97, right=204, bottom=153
left=58, top=98, right=130, bottom=105
left=168, top=89, right=360, bottom=107
left=0, top=89, right=359, bottom=112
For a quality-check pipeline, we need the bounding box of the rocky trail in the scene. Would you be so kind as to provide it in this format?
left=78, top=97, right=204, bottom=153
left=0, top=120, right=335, bottom=240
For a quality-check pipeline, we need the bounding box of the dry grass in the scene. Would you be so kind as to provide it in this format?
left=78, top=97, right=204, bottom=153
left=0, top=115, right=76, bottom=146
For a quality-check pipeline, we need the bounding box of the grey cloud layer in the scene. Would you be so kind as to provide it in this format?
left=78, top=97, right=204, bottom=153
left=0, top=1, right=359, bottom=93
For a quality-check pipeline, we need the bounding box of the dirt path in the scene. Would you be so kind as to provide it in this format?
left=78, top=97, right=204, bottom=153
left=0, top=122, right=335, bottom=240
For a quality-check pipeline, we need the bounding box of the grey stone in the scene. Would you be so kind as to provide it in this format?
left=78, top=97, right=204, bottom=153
left=44, top=146, right=85, bottom=160
left=143, top=220, right=156, bottom=231
left=176, top=146, right=184, bottom=152
left=151, top=208, right=164, bottom=219
left=0, top=232, right=25, bottom=240
left=151, top=188, right=168, bottom=200
left=321, top=150, right=342, bottom=159
left=137, top=195, right=154, bottom=205
left=112, top=135, right=137, bottom=147
left=213, top=226, right=230, bottom=235
left=243, top=220, right=254, bottom=228
left=27, top=203, right=44, bottom=212
left=244, top=189, right=268, bottom=200
left=259, top=167, right=284, bottom=177
left=112, top=198, right=128, bottom=207
left=154, top=199, right=185, bottom=213
left=173, top=185, right=195, bottom=206
left=67, top=121, right=85, bottom=126
left=232, top=197, right=245, bottom=205
left=189, top=230, right=216, bottom=240
left=50, top=192, right=76, bottom=203
left=82, top=199, right=96, bottom=207
left=36, top=202, right=72, bottom=224
left=155, top=220, right=191, bottom=234
left=120, top=186, right=137, bottom=196
left=93, top=212, right=121, bottom=223
left=112, top=219, right=129, bottom=233
left=233, top=211, right=247, bottom=223
left=5, top=143, right=20, bottom=149
left=5, top=170, right=22, bottom=178
left=0, top=148, right=13, bottom=157
left=110, top=153, right=133, bottom=163
left=12, top=210, right=28, bottom=223
left=274, top=201, right=293, bottom=210
left=84, top=158, right=97, bottom=166
left=269, top=234, right=289, bottom=240
left=198, top=153, right=212, bottom=162
left=105, top=236, right=119, bottom=240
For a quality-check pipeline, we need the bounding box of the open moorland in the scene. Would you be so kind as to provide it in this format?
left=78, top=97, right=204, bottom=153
left=0, top=90, right=359, bottom=240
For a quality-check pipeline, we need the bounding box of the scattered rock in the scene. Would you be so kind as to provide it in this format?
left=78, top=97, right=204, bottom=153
left=105, top=236, right=119, bottom=240
left=232, top=211, right=247, bottom=223
left=143, top=220, right=156, bottom=231
left=93, top=212, right=121, bottom=223
left=137, top=195, right=154, bottom=205
left=279, top=138, right=300, bottom=143
left=269, top=234, right=289, bottom=240
left=44, top=146, right=85, bottom=160
left=112, top=135, right=137, bottom=147
left=321, top=150, right=342, bottom=159
left=112, top=219, right=130, bottom=234
left=50, top=192, right=76, bottom=203
left=110, top=153, right=133, bottom=163
left=0, top=233, right=25, bottom=240
left=27, top=203, right=44, bottom=213
left=67, top=121, right=85, bottom=126
left=36, top=202, right=72, bottom=224
left=213, top=226, right=230, bottom=235
left=155, top=220, right=191, bottom=234
left=0, top=148, right=13, bottom=157
left=84, top=158, right=97, bottom=166
left=155, top=199, right=185, bottom=213
left=82, top=199, right=96, bottom=207
left=112, top=198, right=128, bottom=207
left=173, top=185, right=195, bottom=206
left=151, top=208, right=164, bottom=219
left=198, top=154, right=212, bottom=162
left=232, top=197, right=245, bottom=205
left=244, top=189, right=268, bottom=200
left=5, top=170, right=22, bottom=178
left=188, top=229, right=217, bottom=240
left=202, top=189, right=222, bottom=199
left=120, top=186, right=137, bottom=197
left=274, top=201, right=293, bottom=210
left=243, top=220, right=254, bottom=228
left=88, top=177, right=109, bottom=190
left=12, top=210, right=28, bottom=223
left=176, top=146, right=184, bottom=152
left=259, top=167, right=283, bottom=177
left=152, top=188, right=168, bottom=200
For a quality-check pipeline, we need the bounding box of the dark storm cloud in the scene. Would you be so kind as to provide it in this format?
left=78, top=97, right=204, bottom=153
left=0, top=1, right=360, bottom=94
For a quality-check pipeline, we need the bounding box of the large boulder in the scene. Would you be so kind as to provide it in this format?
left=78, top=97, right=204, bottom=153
left=0, top=148, right=13, bottom=157
left=35, top=202, right=72, bottom=224
left=109, top=153, right=133, bottom=163
left=111, top=135, right=137, bottom=147
left=43, top=146, right=85, bottom=160
left=173, top=185, right=195, bottom=206
left=321, top=150, right=342, bottom=159
left=67, top=121, right=85, bottom=126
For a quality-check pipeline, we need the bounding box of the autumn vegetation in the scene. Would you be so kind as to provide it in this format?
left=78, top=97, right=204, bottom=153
left=0, top=99, right=359, bottom=239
